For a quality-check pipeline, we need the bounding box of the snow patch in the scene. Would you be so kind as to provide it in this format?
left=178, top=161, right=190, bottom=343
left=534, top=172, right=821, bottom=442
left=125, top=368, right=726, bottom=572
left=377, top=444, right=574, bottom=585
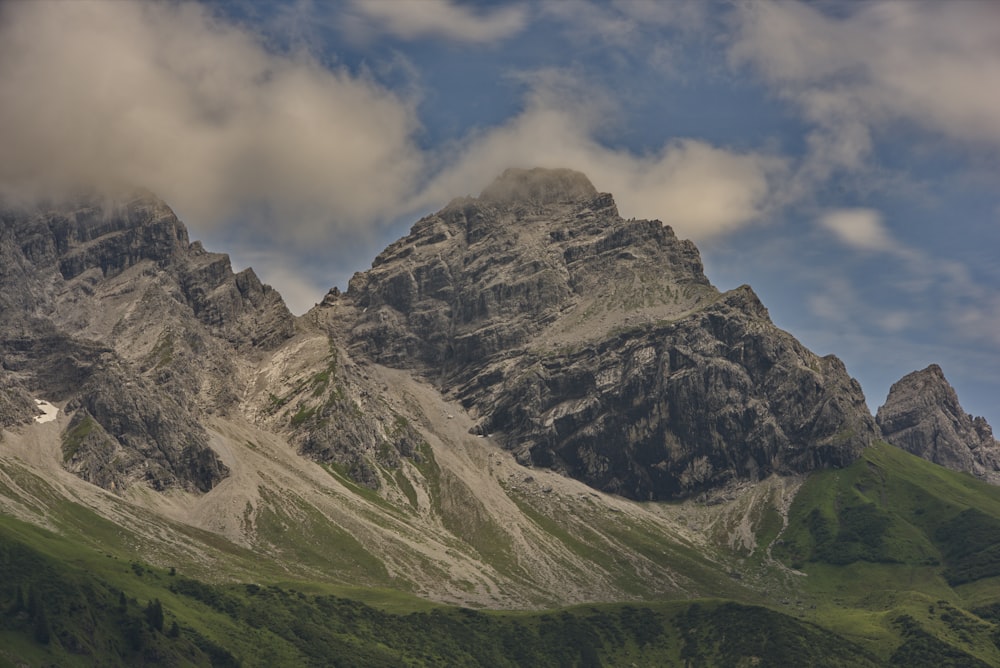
left=34, top=399, right=58, bottom=423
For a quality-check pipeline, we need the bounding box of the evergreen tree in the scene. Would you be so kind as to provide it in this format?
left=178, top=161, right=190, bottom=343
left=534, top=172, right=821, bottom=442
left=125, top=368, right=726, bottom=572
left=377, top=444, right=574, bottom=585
left=168, top=620, right=180, bottom=638
left=32, top=599, right=50, bottom=645
left=124, top=615, right=145, bottom=651
left=27, top=584, right=39, bottom=618
left=11, top=584, right=24, bottom=614
left=145, top=598, right=164, bottom=632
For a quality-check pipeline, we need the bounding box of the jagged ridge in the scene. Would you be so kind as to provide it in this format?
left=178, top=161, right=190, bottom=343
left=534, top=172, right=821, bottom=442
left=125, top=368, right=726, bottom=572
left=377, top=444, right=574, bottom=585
left=317, top=168, right=877, bottom=500
left=878, top=364, right=1000, bottom=483
left=0, top=193, right=295, bottom=492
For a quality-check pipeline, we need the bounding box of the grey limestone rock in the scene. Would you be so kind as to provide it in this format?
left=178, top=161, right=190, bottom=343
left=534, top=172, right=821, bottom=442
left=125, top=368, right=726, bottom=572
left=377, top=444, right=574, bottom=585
left=0, top=371, right=36, bottom=430
left=471, top=287, right=875, bottom=499
left=320, top=168, right=878, bottom=500
left=64, top=365, right=227, bottom=493
left=0, top=192, right=292, bottom=493
left=2, top=169, right=887, bottom=501
left=877, top=364, right=1000, bottom=483
left=341, top=170, right=710, bottom=373
left=260, top=340, right=422, bottom=490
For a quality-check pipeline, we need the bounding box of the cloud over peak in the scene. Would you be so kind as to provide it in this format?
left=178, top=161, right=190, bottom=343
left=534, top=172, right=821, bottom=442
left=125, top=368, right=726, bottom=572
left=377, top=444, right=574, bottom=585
left=0, top=0, right=423, bottom=242
left=417, top=70, right=786, bottom=240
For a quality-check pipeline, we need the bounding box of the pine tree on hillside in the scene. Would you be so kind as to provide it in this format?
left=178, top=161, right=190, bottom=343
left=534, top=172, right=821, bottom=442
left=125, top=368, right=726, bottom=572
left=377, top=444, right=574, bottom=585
left=146, top=598, right=164, bottom=632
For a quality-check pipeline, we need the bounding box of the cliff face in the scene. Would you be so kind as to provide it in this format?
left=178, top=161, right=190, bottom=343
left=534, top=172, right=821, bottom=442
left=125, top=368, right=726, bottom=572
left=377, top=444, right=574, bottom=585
left=318, top=168, right=878, bottom=500
left=2, top=171, right=886, bottom=500
left=878, top=364, right=1000, bottom=483
left=0, top=193, right=295, bottom=492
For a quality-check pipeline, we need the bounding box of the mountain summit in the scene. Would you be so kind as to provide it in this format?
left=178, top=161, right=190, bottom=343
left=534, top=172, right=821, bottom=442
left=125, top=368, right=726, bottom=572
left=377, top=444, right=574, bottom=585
left=1, top=172, right=881, bottom=501
left=6, top=172, right=1000, bottom=664
left=0, top=192, right=294, bottom=492
left=479, top=167, right=599, bottom=205
left=878, top=364, right=1000, bottom=483
left=318, top=168, right=878, bottom=500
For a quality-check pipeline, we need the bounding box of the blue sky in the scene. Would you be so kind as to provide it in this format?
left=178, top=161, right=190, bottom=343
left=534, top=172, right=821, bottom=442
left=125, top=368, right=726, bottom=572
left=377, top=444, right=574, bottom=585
left=1, top=0, right=998, bottom=426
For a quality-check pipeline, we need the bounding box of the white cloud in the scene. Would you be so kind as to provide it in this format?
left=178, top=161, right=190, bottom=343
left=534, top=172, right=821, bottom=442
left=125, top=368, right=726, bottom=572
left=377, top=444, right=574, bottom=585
left=543, top=0, right=706, bottom=44
left=804, top=277, right=912, bottom=338
left=0, top=0, right=424, bottom=242
left=876, top=311, right=911, bottom=334
left=417, top=72, right=786, bottom=240
left=345, top=0, right=527, bottom=44
left=0, top=1, right=782, bottom=311
left=539, top=0, right=707, bottom=76
left=810, top=209, right=1000, bottom=351
left=541, top=1, right=637, bottom=46
left=819, top=208, right=896, bottom=253
left=731, top=0, right=1000, bottom=155
left=807, top=291, right=845, bottom=324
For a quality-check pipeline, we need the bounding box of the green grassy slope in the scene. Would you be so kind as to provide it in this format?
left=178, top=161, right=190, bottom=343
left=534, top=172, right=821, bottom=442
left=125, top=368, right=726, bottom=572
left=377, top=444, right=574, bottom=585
left=0, top=513, right=880, bottom=667
left=771, top=441, right=1000, bottom=665
left=7, top=440, right=1000, bottom=665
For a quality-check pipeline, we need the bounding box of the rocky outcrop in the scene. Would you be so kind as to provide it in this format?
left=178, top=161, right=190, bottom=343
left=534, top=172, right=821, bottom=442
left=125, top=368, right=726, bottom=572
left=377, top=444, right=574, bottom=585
left=3, top=194, right=295, bottom=350
left=467, top=287, right=874, bottom=499
left=340, top=168, right=711, bottom=373
left=877, top=364, right=1000, bottom=483
left=0, top=192, right=292, bottom=493
left=255, top=339, right=423, bottom=490
left=0, top=327, right=229, bottom=492
left=66, top=362, right=227, bottom=493
left=0, top=371, right=36, bottom=430
left=317, top=168, right=878, bottom=500
left=0, top=171, right=886, bottom=500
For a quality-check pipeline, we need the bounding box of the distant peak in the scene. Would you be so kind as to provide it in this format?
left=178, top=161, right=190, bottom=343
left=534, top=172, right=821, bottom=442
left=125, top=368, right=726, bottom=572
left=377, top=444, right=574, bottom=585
left=479, top=168, right=598, bottom=206
left=893, top=364, right=948, bottom=390
left=921, top=363, right=945, bottom=377
left=878, top=362, right=1000, bottom=482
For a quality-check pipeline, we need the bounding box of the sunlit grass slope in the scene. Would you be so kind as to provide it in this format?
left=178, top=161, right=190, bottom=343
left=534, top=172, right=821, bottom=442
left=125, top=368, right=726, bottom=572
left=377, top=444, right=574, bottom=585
left=773, top=441, right=1000, bottom=665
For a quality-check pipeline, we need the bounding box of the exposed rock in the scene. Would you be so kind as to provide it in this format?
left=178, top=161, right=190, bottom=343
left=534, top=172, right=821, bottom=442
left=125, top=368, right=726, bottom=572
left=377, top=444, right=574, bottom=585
left=877, top=364, right=1000, bottom=483
left=250, top=336, right=422, bottom=490
left=341, top=169, right=710, bottom=373
left=470, top=288, right=874, bottom=499
left=1, top=170, right=885, bottom=500
left=0, top=371, right=36, bottom=430
left=0, top=192, right=291, bottom=493
left=1, top=316, right=230, bottom=495
left=66, top=364, right=227, bottom=493
left=318, top=168, right=878, bottom=500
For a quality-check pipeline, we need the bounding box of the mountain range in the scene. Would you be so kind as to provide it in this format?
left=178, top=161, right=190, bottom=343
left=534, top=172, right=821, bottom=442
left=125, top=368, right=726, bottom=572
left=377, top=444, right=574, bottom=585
left=1, top=168, right=999, bottom=666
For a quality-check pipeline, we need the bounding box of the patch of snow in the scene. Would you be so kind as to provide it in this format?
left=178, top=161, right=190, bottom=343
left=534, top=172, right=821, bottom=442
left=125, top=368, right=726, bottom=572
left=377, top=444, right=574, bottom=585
left=34, top=399, right=58, bottom=423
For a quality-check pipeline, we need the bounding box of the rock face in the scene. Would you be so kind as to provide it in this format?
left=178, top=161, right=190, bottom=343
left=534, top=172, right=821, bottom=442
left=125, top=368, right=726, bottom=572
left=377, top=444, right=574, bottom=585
left=1, top=170, right=886, bottom=501
left=0, top=371, right=36, bottom=431
left=877, top=364, right=1000, bottom=483
left=318, top=168, right=878, bottom=500
left=0, top=192, right=295, bottom=492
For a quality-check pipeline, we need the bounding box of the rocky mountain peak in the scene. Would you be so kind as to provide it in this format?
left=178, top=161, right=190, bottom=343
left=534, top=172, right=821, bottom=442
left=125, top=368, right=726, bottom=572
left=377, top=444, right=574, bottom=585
left=338, top=167, right=709, bottom=373
left=1, top=192, right=296, bottom=494
left=877, top=364, right=1000, bottom=483
left=316, top=168, right=878, bottom=500
left=479, top=167, right=598, bottom=207
left=3, top=170, right=881, bottom=502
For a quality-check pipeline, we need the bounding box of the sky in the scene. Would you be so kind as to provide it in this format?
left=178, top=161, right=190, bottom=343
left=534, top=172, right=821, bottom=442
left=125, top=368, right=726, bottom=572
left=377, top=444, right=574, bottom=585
left=0, top=0, right=998, bottom=427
